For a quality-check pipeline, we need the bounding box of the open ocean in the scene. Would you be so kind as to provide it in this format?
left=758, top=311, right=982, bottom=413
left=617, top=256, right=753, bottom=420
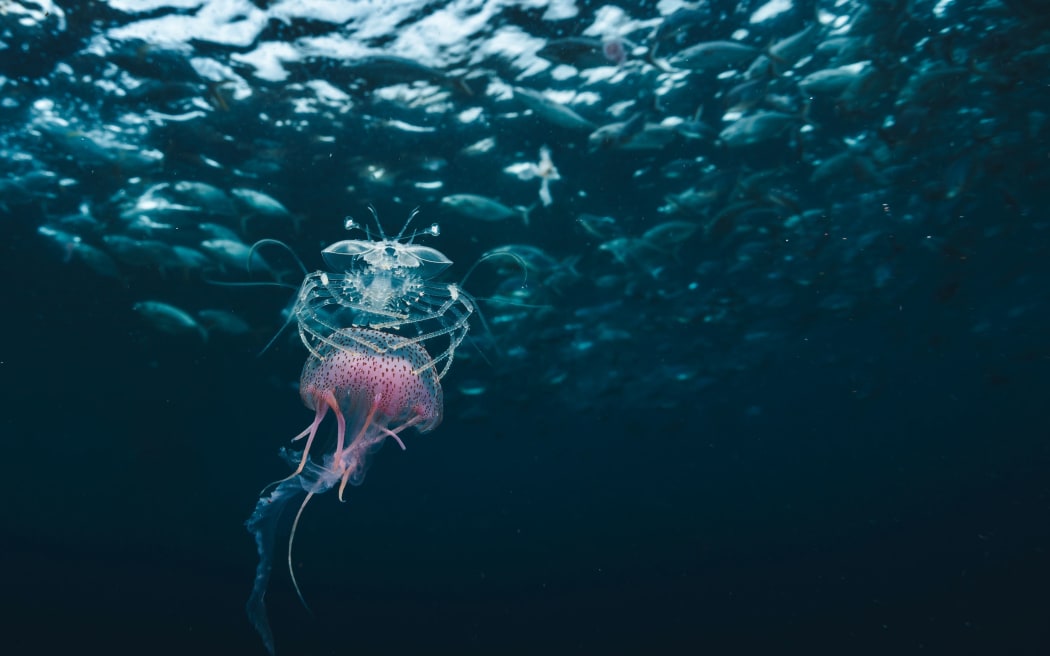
left=1, top=0, right=1048, bottom=654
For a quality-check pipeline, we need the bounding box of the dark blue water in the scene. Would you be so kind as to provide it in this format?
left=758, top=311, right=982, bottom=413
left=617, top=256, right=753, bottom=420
left=2, top=1, right=1048, bottom=654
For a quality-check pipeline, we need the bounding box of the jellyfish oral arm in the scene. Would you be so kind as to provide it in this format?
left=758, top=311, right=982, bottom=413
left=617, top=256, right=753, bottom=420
left=288, top=392, right=333, bottom=476
left=245, top=478, right=304, bottom=656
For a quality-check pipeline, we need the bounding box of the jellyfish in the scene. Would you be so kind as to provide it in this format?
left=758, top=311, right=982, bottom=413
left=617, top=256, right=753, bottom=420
left=246, top=326, right=443, bottom=654
left=245, top=210, right=474, bottom=655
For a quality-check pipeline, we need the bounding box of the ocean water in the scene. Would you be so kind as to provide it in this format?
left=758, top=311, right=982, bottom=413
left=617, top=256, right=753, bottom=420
left=1, top=1, right=1048, bottom=654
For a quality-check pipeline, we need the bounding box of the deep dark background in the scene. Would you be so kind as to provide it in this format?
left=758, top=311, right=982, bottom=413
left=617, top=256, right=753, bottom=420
left=2, top=200, right=1048, bottom=655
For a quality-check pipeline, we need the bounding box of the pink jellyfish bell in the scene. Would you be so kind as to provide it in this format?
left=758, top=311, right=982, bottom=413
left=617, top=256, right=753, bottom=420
left=293, top=326, right=443, bottom=498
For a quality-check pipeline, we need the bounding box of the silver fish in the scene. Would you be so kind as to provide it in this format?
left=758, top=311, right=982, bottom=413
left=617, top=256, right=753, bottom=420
left=719, top=111, right=802, bottom=147
left=590, top=119, right=677, bottom=151
left=576, top=214, right=620, bottom=240
left=670, top=41, right=760, bottom=73
left=231, top=188, right=293, bottom=219
left=200, top=238, right=271, bottom=273
left=440, top=194, right=530, bottom=225
left=102, top=235, right=177, bottom=269
left=133, top=301, right=208, bottom=342
left=513, top=87, right=596, bottom=131
left=798, top=61, right=872, bottom=96
left=768, top=22, right=824, bottom=72
left=171, top=181, right=237, bottom=217
left=642, top=221, right=700, bottom=249
left=231, top=188, right=299, bottom=234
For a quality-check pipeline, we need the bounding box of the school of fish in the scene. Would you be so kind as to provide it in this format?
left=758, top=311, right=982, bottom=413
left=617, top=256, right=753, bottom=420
left=7, top=0, right=1048, bottom=411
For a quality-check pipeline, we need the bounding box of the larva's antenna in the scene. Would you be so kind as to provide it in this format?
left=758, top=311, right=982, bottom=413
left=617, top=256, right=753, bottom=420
left=397, top=206, right=421, bottom=240
left=367, top=204, right=386, bottom=240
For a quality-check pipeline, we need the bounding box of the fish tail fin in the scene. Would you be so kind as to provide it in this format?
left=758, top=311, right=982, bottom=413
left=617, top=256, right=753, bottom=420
left=521, top=202, right=539, bottom=227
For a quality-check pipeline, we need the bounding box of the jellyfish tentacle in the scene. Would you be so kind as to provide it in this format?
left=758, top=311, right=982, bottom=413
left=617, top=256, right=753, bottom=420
left=379, top=415, right=426, bottom=450
left=287, top=490, right=317, bottom=614
left=337, top=453, right=357, bottom=502
left=292, top=392, right=334, bottom=472
left=247, top=477, right=306, bottom=656
left=328, top=391, right=347, bottom=462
